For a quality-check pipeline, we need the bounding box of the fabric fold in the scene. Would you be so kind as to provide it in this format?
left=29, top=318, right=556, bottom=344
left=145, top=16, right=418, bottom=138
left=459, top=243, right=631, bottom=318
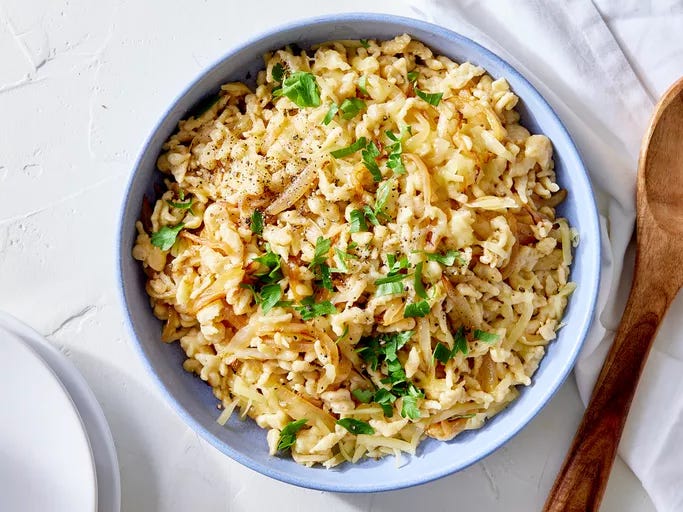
left=408, top=1, right=683, bottom=510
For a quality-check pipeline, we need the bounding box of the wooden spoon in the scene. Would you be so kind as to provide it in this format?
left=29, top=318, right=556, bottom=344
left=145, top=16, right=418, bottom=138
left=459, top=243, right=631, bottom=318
left=543, top=77, right=683, bottom=512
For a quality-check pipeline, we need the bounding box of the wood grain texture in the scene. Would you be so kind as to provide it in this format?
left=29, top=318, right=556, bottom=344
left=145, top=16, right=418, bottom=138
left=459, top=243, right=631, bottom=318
left=543, top=77, right=683, bottom=512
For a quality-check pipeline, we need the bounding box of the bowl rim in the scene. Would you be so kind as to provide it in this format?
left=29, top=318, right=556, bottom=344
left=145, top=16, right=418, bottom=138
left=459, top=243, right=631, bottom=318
left=116, top=12, right=601, bottom=493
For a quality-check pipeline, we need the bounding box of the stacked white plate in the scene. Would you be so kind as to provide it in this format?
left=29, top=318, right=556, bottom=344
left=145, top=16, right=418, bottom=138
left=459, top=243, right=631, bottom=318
left=0, top=312, right=120, bottom=512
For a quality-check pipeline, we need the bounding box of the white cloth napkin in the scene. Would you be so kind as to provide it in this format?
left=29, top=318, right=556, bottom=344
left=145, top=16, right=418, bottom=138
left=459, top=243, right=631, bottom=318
left=410, top=1, right=683, bottom=510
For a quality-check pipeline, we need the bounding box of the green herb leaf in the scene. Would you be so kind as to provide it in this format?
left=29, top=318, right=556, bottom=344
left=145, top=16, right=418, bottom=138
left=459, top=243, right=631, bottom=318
left=359, top=39, right=370, bottom=48
left=331, top=247, right=355, bottom=273
left=404, top=300, right=430, bottom=318
left=452, top=326, right=468, bottom=355
left=415, top=88, right=443, bottom=106
left=357, top=75, right=369, bottom=96
left=400, top=384, right=424, bottom=419
left=253, top=247, right=283, bottom=285
left=375, top=273, right=407, bottom=286
left=433, top=342, right=452, bottom=364
left=474, top=329, right=500, bottom=344
left=375, top=281, right=403, bottom=296
left=250, top=210, right=264, bottom=235
left=349, top=209, right=368, bottom=233
left=259, top=284, right=282, bottom=314
left=352, top=388, right=374, bottom=403
left=294, top=297, right=337, bottom=320
left=336, top=325, right=350, bottom=344
left=387, top=254, right=409, bottom=274
left=273, top=72, right=321, bottom=108
left=374, top=178, right=394, bottom=215
left=407, top=70, right=419, bottom=82
left=425, top=250, right=463, bottom=266
left=150, top=224, right=184, bottom=251
left=362, top=205, right=380, bottom=226
left=361, top=141, right=382, bottom=182
left=385, top=129, right=408, bottom=175
left=272, top=63, right=285, bottom=83
left=330, top=137, right=367, bottom=158
left=318, top=263, right=333, bottom=290
left=277, top=419, right=307, bottom=451
left=336, top=418, right=375, bottom=435
left=413, top=261, right=428, bottom=299
left=373, top=388, right=397, bottom=417
left=310, top=237, right=331, bottom=268
left=322, top=103, right=339, bottom=125
left=167, top=198, right=193, bottom=210
left=339, top=98, right=366, bottom=120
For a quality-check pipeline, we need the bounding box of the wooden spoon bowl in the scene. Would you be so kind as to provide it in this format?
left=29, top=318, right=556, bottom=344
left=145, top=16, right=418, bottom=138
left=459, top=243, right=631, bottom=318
left=543, top=77, right=683, bottom=511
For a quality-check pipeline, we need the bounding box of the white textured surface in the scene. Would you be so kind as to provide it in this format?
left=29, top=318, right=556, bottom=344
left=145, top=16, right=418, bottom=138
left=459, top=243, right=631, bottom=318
left=0, top=1, right=665, bottom=510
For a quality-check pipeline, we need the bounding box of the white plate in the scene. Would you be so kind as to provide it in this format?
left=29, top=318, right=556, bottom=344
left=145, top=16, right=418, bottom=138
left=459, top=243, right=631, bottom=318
left=0, top=331, right=97, bottom=512
left=0, top=313, right=120, bottom=512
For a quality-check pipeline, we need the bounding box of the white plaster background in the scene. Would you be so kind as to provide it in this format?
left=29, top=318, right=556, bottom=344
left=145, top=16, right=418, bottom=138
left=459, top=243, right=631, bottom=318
left=1, top=0, right=677, bottom=510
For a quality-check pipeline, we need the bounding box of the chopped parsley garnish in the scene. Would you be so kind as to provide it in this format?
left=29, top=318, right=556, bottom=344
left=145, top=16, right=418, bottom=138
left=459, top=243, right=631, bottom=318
left=336, top=325, right=350, bottom=344
left=387, top=253, right=409, bottom=274
left=433, top=342, right=452, bottom=364
left=349, top=209, right=368, bottom=233
left=253, top=246, right=283, bottom=284
left=277, top=419, right=307, bottom=451
left=322, top=103, right=339, bottom=125
left=310, top=236, right=331, bottom=267
left=359, top=39, right=370, bottom=48
left=413, top=261, right=428, bottom=299
left=357, top=75, right=369, bottom=96
left=339, top=98, right=366, bottom=120
left=309, top=237, right=333, bottom=290
left=407, top=70, right=419, bottom=82
left=150, top=223, right=184, bottom=251
left=250, top=210, right=264, bottom=235
left=474, top=329, right=500, bottom=343
left=433, top=326, right=469, bottom=363
left=356, top=330, right=424, bottom=419
left=330, top=136, right=367, bottom=159
left=425, top=249, right=463, bottom=266
left=273, top=71, right=321, bottom=108
left=336, top=418, right=375, bottom=435
left=375, top=275, right=405, bottom=297
left=357, top=330, right=413, bottom=372
left=243, top=283, right=282, bottom=314
left=374, top=177, right=394, bottom=216
left=272, top=63, right=285, bottom=83
left=293, top=296, right=337, bottom=320
left=414, top=88, right=443, bottom=106
left=372, top=388, right=396, bottom=416
left=361, top=140, right=382, bottom=182
left=362, top=205, right=380, bottom=227
left=352, top=388, right=374, bottom=403
left=348, top=177, right=396, bottom=231
left=404, top=300, right=430, bottom=318
left=374, top=254, right=410, bottom=297
left=166, top=198, right=193, bottom=210
left=385, top=129, right=408, bottom=175
left=453, top=326, right=468, bottom=355
left=400, top=383, right=424, bottom=419
left=331, top=247, right=356, bottom=273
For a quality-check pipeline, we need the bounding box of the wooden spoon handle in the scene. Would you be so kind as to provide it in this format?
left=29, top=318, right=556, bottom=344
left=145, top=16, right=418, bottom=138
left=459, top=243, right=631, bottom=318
left=543, top=265, right=677, bottom=512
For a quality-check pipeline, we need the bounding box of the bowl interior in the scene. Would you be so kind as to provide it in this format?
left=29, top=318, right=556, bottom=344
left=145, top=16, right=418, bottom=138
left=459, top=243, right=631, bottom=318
left=117, top=14, right=600, bottom=493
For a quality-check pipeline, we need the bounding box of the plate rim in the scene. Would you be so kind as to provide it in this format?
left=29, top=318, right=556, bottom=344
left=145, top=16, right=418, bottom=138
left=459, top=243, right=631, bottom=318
left=0, top=313, right=121, bottom=512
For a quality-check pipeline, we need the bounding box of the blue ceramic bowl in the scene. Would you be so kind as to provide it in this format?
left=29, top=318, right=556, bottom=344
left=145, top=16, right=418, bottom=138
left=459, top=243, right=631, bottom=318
left=117, top=13, right=600, bottom=493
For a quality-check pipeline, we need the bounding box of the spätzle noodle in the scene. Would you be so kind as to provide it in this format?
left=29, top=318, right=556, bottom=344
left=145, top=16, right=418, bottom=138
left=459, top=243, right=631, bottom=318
left=133, top=35, right=575, bottom=467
